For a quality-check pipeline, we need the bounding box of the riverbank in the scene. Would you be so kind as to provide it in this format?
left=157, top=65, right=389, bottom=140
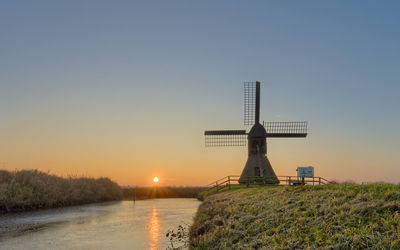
left=0, top=169, right=122, bottom=213
left=189, top=184, right=400, bottom=248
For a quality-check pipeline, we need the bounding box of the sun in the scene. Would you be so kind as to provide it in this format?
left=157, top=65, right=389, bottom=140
left=153, top=176, right=159, bottom=183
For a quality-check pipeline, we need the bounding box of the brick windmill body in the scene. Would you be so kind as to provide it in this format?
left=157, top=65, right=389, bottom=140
left=204, top=81, right=308, bottom=184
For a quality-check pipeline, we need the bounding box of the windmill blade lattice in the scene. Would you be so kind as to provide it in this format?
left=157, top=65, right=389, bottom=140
left=204, top=130, right=247, bottom=147
left=263, top=121, right=308, bottom=137
left=244, top=82, right=258, bottom=125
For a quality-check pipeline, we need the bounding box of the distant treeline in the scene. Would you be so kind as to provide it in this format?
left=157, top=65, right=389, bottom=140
left=0, top=169, right=122, bottom=213
left=122, top=186, right=208, bottom=200
left=0, top=169, right=208, bottom=213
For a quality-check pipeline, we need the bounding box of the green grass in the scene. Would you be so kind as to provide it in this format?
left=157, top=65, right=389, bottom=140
left=0, top=169, right=123, bottom=213
left=190, top=184, right=400, bottom=249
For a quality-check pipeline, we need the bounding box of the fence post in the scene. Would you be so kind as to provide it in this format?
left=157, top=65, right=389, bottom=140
left=319, top=177, right=321, bottom=185
left=216, top=181, right=218, bottom=192
left=289, top=176, right=291, bottom=186
left=228, top=176, right=231, bottom=190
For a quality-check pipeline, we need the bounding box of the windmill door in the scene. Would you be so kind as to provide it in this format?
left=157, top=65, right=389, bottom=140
left=254, top=167, right=261, bottom=176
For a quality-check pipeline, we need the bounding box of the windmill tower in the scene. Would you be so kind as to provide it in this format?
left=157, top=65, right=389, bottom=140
left=204, top=81, right=308, bottom=184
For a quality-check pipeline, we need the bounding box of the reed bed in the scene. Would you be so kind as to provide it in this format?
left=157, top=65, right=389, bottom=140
left=190, top=184, right=400, bottom=249
left=0, top=169, right=122, bottom=213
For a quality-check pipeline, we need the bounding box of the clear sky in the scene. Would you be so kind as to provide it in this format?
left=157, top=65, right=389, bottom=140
left=1, top=1, right=399, bottom=186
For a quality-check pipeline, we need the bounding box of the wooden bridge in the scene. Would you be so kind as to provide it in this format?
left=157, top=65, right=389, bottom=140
left=206, top=175, right=332, bottom=193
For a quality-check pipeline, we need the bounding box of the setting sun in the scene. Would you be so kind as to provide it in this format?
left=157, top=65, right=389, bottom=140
left=153, top=177, right=159, bottom=183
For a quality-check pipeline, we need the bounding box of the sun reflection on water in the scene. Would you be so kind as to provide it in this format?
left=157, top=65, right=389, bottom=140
left=148, top=206, right=160, bottom=249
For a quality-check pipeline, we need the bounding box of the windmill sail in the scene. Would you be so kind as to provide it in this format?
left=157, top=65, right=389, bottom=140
left=263, top=121, right=308, bottom=137
left=204, top=130, right=247, bottom=147
left=244, top=82, right=260, bottom=125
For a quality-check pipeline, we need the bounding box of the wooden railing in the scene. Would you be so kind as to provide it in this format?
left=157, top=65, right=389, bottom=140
left=206, top=175, right=332, bottom=193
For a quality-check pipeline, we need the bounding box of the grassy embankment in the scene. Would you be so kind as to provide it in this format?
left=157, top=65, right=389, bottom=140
left=190, top=184, right=400, bottom=249
left=0, top=169, right=122, bottom=213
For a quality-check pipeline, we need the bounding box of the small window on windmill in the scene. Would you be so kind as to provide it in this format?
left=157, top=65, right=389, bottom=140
left=297, top=166, right=314, bottom=178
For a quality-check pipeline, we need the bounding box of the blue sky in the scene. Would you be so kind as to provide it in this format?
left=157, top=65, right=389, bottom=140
left=0, top=1, right=399, bottom=185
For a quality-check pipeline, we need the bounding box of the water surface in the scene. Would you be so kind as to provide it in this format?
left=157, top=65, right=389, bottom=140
left=0, top=199, right=201, bottom=249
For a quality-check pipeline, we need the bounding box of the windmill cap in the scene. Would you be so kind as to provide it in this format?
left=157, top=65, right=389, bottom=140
left=248, top=123, right=267, bottom=137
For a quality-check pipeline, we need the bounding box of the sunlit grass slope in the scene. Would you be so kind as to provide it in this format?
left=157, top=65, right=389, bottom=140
left=0, top=169, right=122, bottom=213
left=190, top=184, right=400, bottom=249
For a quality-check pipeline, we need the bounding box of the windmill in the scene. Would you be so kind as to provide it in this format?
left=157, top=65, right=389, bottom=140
left=204, top=81, right=308, bottom=184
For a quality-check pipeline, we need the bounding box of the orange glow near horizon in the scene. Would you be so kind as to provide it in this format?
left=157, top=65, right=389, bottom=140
left=1, top=89, right=400, bottom=186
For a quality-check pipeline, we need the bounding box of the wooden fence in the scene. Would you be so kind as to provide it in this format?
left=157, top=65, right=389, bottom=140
left=206, top=175, right=332, bottom=193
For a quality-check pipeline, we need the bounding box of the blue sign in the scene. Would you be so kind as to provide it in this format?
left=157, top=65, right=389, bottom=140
left=297, top=166, right=314, bottom=178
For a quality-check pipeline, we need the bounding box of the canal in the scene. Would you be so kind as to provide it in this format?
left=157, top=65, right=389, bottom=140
left=0, top=199, right=201, bottom=249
